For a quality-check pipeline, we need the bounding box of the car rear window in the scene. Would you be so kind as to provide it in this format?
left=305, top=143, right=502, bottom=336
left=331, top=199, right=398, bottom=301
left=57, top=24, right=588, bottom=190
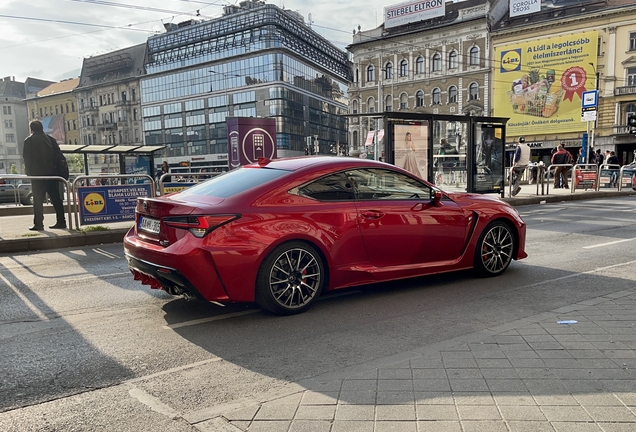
left=177, top=167, right=290, bottom=198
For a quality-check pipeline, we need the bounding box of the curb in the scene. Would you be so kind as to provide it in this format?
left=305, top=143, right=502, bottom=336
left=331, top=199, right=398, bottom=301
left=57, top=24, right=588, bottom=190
left=502, top=190, right=636, bottom=206
left=0, top=229, right=129, bottom=253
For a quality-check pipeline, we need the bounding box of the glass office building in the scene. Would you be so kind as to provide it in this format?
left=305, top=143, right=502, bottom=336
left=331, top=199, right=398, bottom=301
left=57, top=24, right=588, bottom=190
left=141, top=0, right=351, bottom=170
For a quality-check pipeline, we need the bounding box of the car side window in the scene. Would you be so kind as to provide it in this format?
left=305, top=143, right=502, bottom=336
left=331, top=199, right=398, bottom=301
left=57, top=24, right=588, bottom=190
left=295, top=172, right=355, bottom=201
left=346, top=168, right=432, bottom=200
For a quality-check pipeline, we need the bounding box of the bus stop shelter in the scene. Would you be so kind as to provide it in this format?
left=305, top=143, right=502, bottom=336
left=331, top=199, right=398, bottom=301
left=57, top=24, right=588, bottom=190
left=58, top=144, right=166, bottom=178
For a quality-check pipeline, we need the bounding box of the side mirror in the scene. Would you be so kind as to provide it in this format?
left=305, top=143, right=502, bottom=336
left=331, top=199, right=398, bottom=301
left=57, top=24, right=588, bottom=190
left=432, top=189, right=443, bottom=203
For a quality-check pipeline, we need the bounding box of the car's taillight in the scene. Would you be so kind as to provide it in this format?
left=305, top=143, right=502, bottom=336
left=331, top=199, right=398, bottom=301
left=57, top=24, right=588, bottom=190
left=163, top=215, right=240, bottom=238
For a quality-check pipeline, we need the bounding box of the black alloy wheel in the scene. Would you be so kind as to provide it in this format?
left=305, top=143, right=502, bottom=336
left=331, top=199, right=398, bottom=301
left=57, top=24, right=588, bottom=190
left=474, top=221, right=515, bottom=277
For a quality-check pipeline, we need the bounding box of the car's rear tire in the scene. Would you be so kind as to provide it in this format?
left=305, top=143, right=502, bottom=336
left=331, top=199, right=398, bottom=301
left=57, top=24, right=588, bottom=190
left=474, top=221, right=515, bottom=277
left=255, top=241, right=325, bottom=315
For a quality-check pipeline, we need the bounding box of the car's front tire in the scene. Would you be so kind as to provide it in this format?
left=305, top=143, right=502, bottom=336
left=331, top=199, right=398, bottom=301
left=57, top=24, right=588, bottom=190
left=474, top=221, right=515, bottom=277
left=255, top=241, right=325, bottom=315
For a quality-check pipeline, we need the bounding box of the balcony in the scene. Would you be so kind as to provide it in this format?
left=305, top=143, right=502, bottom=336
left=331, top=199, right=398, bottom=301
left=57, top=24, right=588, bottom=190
left=97, top=122, right=117, bottom=131
left=615, top=86, right=636, bottom=96
left=612, top=125, right=631, bottom=135
left=80, top=105, right=98, bottom=113
left=115, top=99, right=132, bottom=107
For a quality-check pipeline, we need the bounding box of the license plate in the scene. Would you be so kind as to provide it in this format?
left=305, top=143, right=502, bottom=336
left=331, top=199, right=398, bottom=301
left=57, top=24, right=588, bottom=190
left=139, top=216, right=160, bottom=234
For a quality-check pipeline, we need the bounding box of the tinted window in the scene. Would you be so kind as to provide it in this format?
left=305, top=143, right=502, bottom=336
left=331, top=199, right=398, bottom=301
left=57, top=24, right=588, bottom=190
left=296, top=172, right=355, bottom=201
left=178, top=167, right=289, bottom=199
left=347, top=169, right=432, bottom=200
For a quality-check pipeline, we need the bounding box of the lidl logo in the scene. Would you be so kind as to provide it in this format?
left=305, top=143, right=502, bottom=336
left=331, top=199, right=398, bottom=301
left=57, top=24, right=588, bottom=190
left=500, top=49, right=522, bottom=73
left=84, top=192, right=106, bottom=214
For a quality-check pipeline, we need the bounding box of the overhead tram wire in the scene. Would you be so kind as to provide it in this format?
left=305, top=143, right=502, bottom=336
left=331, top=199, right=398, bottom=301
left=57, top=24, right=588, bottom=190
left=65, top=0, right=214, bottom=19
left=0, top=14, right=155, bottom=32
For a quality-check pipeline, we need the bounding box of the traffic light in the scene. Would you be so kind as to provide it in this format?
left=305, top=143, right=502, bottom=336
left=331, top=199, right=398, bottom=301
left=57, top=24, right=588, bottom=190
left=628, top=114, right=636, bottom=135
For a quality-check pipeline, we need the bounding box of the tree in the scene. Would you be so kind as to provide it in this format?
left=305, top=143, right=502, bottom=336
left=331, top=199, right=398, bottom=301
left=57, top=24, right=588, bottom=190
left=67, top=154, right=84, bottom=174
left=10, top=164, right=18, bottom=174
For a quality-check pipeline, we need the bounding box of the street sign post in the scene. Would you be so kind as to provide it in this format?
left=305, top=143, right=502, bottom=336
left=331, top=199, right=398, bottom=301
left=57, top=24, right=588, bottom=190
left=581, top=90, right=598, bottom=164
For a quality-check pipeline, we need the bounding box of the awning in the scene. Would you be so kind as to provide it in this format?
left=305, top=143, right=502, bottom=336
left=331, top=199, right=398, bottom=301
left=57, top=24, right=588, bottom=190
left=58, top=144, right=166, bottom=154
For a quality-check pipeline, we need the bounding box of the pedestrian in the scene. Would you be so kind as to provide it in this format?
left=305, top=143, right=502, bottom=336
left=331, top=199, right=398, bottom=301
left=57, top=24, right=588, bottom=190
left=607, top=151, right=620, bottom=187
left=22, top=120, right=66, bottom=230
left=161, top=161, right=171, bottom=182
left=596, top=149, right=604, bottom=166
left=550, top=145, right=571, bottom=189
left=510, top=136, right=530, bottom=196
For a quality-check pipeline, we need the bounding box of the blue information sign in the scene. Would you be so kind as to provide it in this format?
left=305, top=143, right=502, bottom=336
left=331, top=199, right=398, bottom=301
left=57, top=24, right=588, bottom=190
left=79, top=184, right=152, bottom=225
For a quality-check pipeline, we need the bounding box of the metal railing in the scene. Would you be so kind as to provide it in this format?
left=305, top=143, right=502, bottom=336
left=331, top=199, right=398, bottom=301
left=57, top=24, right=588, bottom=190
left=545, top=164, right=573, bottom=195
left=597, top=164, right=621, bottom=190
left=570, top=164, right=598, bottom=193
left=0, top=174, right=73, bottom=228
left=158, top=172, right=221, bottom=196
left=71, top=174, right=155, bottom=229
left=618, top=164, right=636, bottom=192
left=0, top=182, right=20, bottom=205
left=507, top=165, right=547, bottom=197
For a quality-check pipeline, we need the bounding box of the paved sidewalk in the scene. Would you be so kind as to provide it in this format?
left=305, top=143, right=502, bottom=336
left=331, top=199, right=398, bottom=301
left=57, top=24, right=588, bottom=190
left=188, top=289, right=636, bottom=432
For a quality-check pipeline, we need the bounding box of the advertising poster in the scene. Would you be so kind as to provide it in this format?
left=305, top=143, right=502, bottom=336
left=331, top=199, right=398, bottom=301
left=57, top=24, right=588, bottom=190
left=620, top=168, right=636, bottom=190
left=598, top=167, right=619, bottom=188
left=474, top=125, right=504, bottom=193
left=494, top=30, right=597, bottom=137
left=41, top=115, right=66, bottom=143
left=125, top=155, right=151, bottom=184
left=384, top=0, right=445, bottom=29
left=573, top=168, right=597, bottom=190
left=226, top=117, right=277, bottom=169
left=79, top=184, right=152, bottom=225
left=393, top=122, right=428, bottom=179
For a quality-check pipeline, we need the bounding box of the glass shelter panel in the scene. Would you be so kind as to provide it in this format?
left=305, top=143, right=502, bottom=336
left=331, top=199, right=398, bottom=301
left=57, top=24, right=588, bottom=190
left=392, top=122, right=429, bottom=180
left=473, top=123, right=505, bottom=193
left=432, top=120, right=468, bottom=191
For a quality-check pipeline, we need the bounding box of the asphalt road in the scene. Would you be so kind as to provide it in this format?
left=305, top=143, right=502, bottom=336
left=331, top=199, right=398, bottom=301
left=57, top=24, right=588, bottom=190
left=0, top=196, right=635, bottom=431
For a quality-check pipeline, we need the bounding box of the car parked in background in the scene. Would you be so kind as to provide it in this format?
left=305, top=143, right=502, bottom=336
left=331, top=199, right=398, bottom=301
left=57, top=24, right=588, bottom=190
left=0, top=180, right=35, bottom=205
left=125, top=157, right=527, bottom=315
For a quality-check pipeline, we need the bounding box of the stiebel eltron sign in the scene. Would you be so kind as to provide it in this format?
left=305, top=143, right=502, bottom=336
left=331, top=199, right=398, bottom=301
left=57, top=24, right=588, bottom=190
left=384, top=0, right=445, bottom=29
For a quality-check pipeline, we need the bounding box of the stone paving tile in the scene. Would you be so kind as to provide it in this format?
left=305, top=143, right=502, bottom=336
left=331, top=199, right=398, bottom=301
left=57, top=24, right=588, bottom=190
left=471, top=350, right=507, bottom=359
left=377, top=379, right=413, bottom=392
left=599, top=424, right=636, bottom=432
left=491, top=392, right=537, bottom=406
left=413, top=379, right=451, bottom=392
left=253, top=404, right=298, bottom=420
left=414, top=392, right=455, bottom=405
left=375, top=404, right=416, bottom=421
left=415, top=420, right=462, bottom=431
left=453, top=392, right=496, bottom=406
left=411, top=368, right=447, bottom=379
left=416, top=404, right=459, bottom=420
left=293, top=405, right=336, bottom=420
left=288, top=420, right=332, bottom=432
left=341, top=380, right=377, bottom=391
left=505, top=420, right=556, bottom=431
left=499, top=405, right=547, bottom=421
left=374, top=421, right=417, bottom=432
left=485, top=378, right=529, bottom=392
left=583, top=405, right=636, bottom=422
left=334, top=404, right=375, bottom=421
left=456, top=405, right=502, bottom=420
left=338, top=390, right=377, bottom=405
left=246, top=420, right=290, bottom=432
left=549, top=422, right=603, bottom=431
left=446, top=368, right=484, bottom=379
left=378, top=369, right=412, bottom=380
left=540, top=406, right=593, bottom=422
left=532, top=394, right=580, bottom=406
left=442, top=358, right=479, bottom=368
left=449, top=378, right=490, bottom=392
left=331, top=420, right=374, bottom=432
left=480, top=368, right=520, bottom=379
left=461, top=420, right=508, bottom=431
left=301, top=391, right=339, bottom=405
left=376, top=391, right=415, bottom=405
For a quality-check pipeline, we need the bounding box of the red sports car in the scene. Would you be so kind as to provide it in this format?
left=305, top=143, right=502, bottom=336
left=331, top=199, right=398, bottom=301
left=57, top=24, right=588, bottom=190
left=124, top=157, right=527, bottom=315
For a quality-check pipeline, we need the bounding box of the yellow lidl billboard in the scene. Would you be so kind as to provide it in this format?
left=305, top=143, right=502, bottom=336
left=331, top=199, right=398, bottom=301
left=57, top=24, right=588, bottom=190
left=493, top=31, right=597, bottom=137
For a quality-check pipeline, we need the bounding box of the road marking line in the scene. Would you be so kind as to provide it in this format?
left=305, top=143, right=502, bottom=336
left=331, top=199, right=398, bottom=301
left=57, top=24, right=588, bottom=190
left=0, top=273, right=49, bottom=321
left=124, top=358, right=222, bottom=384
left=583, top=237, right=636, bottom=249
left=164, top=310, right=260, bottom=329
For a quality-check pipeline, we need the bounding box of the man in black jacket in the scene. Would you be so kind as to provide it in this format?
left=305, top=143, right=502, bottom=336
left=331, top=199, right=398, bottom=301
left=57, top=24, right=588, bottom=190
left=23, top=120, right=66, bottom=231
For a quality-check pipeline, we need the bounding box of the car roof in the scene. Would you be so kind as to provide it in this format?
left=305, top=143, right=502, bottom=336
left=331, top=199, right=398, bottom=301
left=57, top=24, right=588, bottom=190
left=243, top=156, right=386, bottom=172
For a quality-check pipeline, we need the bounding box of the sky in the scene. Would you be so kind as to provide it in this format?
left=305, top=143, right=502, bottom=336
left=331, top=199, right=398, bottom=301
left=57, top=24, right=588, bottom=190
left=0, top=0, right=390, bottom=83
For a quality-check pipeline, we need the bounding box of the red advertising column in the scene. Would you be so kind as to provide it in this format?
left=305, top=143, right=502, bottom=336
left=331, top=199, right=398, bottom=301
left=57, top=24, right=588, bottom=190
left=226, top=117, right=277, bottom=169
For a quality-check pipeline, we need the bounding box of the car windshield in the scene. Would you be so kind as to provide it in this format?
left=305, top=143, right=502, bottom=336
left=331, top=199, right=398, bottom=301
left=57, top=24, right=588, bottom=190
left=177, top=166, right=290, bottom=199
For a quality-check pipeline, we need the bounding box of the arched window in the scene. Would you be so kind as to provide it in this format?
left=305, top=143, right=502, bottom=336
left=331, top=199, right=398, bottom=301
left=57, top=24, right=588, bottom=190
left=400, top=59, right=408, bottom=77
left=432, top=88, right=441, bottom=105
left=352, top=131, right=358, bottom=149
left=448, top=51, right=458, bottom=69
left=415, top=56, right=424, bottom=74
left=367, top=96, right=376, bottom=113
left=385, top=95, right=393, bottom=111
left=400, top=93, right=408, bottom=109
left=469, top=83, right=479, bottom=100
left=366, top=65, right=375, bottom=82
left=352, top=100, right=358, bottom=114
left=448, top=86, right=457, bottom=103
left=384, top=62, right=393, bottom=80
left=469, top=46, right=479, bottom=66
left=416, top=90, right=424, bottom=107
left=432, top=53, right=441, bottom=72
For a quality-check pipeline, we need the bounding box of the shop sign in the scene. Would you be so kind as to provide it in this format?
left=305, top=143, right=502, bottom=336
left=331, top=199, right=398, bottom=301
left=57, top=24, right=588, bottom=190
left=384, top=0, right=445, bottom=29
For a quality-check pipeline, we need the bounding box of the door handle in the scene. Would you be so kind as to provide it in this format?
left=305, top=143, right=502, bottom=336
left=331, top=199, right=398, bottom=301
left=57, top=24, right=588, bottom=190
left=361, top=210, right=384, bottom=219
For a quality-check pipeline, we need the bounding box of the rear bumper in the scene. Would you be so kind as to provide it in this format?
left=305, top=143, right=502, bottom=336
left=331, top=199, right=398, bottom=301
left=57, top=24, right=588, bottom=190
left=125, top=253, right=204, bottom=299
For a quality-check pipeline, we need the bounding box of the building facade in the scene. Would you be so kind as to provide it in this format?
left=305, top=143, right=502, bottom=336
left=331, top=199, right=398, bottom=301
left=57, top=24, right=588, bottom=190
left=140, top=0, right=350, bottom=173
left=75, top=44, right=146, bottom=173
left=491, top=0, right=636, bottom=165
left=25, top=78, right=80, bottom=148
left=347, top=0, right=504, bottom=157
left=0, top=76, right=53, bottom=173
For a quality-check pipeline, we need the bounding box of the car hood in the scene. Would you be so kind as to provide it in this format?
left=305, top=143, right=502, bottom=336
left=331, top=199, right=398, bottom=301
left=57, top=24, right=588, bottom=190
left=445, top=191, right=506, bottom=206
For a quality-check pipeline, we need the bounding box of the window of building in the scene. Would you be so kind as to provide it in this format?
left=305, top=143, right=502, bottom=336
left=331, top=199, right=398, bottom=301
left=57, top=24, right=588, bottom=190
left=99, top=95, right=103, bottom=106
left=469, top=83, right=479, bottom=100
left=432, top=88, right=441, bottom=105
left=630, top=32, right=636, bottom=51
left=400, top=93, right=408, bottom=109
left=107, top=94, right=112, bottom=105
left=135, top=129, right=140, bottom=142
left=399, top=59, right=408, bottom=77
left=469, top=46, right=479, bottom=66
left=448, top=51, right=458, bottom=69
left=416, top=90, right=424, bottom=107
left=628, top=68, right=636, bottom=86
left=132, top=88, right=137, bottom=101
left=385, top=95, right=392, bottom=111
left=67, top=121, right=71, bottom=131
left=7, top=147, right=16, bottom=155
left=367, top=96, right=375, bottom=113
left=121, top=91, right=127, bottom=102
left=352, top=100, right=358, bottom=114
left=384, top=62, right=393, bottom=80
left=4, top=120, right=13, bottom=128
left=133, top=109, right=139, bottom=120
left=352, top=131, right=358, bottom=149
left=597, top=37, right=603, bottom=56
left=73, top=120, right=77, bottom=130
left=5, top=134, right=15, bottom=142
left=366, top=65, right=375, bottom=82
left=448, top=86, right=457, bottom=103
left=71, top=102, right=75, bottom=112
left=415, top=56, right=424, bottom=74
left=432, top=53, right=441, bottom=72
left=39, top=108, right=43, bottom=117
left=355, top=68, right=359, bottom=83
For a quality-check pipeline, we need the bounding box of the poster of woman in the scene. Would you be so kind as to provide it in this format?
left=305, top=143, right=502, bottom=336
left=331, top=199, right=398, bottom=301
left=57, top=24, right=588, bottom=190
left=393, top=123, right=428, bottom=179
